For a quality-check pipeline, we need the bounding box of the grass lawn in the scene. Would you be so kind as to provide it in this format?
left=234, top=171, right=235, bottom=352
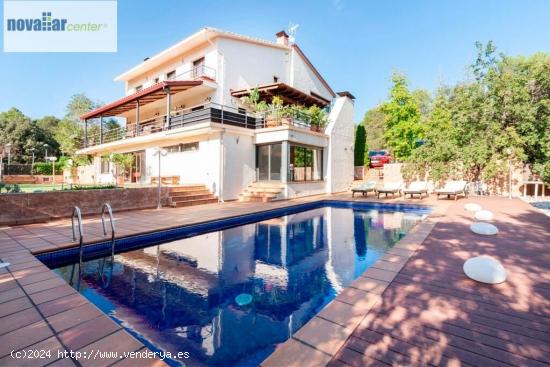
left=17, top=184, right=61, bottom=193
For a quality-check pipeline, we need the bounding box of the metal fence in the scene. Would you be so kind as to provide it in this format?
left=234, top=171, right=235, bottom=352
left=1, top=164, right=33, bottom=175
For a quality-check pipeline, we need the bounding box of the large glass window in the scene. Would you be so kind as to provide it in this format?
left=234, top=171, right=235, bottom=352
left=256, top=143, right=282, bottom=181
left=289, top=145, right=323, bottom=182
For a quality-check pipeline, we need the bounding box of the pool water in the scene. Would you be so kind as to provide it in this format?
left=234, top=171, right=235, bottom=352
left=52, top=205, right=425, bottom=366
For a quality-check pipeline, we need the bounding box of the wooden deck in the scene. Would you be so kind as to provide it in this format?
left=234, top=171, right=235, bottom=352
left=328, top=197, right=550, bottom=367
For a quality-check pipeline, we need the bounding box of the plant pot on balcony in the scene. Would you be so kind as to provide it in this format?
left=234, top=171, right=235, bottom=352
left=281, top=117, right=293, bottom=126
left=266, top=116, right=280, bottom=128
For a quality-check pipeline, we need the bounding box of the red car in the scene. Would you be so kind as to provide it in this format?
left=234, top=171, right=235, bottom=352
left=368, top=150, right=392, bottom=168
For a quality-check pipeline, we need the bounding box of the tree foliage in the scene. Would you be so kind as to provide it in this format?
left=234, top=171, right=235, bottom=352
left=405, top=43, right=550, bottom=185
left=380, top=73, right=425, bottom=160
left=354, top=125, right=369, bottom=166
left=361, top=107, right=386, bottom=149
left=0, top=108, right=59, bottom=163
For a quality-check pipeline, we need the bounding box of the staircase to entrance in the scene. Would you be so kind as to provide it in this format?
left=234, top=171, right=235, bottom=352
left=239, top=182, right=284, bottom=202
left=168, top=185, right=218, bottom=208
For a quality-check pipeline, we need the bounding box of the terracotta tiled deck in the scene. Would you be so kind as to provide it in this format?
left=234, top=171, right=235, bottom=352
left=0, top=194, right=548, bottom=366
left=266, top=197, right=550, bottom=367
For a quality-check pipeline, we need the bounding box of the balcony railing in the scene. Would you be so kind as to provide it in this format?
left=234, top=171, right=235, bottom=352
left=82, top=103, right=325, bottom=148
left=167, top=65, right=216, bottom=82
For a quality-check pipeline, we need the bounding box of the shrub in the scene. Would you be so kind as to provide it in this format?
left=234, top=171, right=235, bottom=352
left=34, top=161, right=65, bottom=175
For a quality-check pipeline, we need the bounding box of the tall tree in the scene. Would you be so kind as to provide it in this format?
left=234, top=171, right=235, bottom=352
left=354, top=124, right=368, bottom=166
left=361, top=107, right=386, bottom=149
left=380, top=73, right=424, bottom=160
left=0, top=108, right=58, bottom=163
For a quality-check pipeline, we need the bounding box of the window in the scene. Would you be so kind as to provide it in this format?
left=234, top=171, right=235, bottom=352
left=153, top=77, right=159, bottom=84
left=238, top=107, right=246, bottom=114
left=193, top=57, right=205, bottom=77
left=181, top=142, right=199, bottom=151
left=135, top=85, right=143, bottom=92
left=289, top=145, right=323, bottom=182
left=100, top=157, right=110, bottom=174
left=166, top=70, right=176, bottom=80
left=165, top=145, right=180, bottom=153
left=165, top=142, right=199, bottom=154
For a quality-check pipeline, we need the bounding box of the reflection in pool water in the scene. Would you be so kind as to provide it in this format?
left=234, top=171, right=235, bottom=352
left=53, top=207, right=423, bottom=366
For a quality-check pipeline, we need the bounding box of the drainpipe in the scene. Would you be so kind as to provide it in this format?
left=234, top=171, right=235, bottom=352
left=218, top=129, right=225, bottom=202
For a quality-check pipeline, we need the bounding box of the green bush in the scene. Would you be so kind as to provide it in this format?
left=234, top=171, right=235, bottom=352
left=67, top=184, right=118, bottom=191
left=34, top=161, right=65, bottom=175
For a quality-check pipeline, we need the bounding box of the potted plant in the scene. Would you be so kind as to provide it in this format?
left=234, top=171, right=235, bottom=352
left=307, top=105, right=328, bottom=132
left=112, top=153, right=134, bottom=186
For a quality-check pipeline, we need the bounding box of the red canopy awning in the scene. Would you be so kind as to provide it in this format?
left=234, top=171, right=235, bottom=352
left=80, top=80, right=203, bottom=120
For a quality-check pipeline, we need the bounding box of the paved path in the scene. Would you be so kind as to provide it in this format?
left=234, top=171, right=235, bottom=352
left=328, top=197, right=550, bottom=367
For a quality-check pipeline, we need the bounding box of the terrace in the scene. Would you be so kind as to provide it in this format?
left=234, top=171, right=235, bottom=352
left=0, top=193, right=548, bottom=366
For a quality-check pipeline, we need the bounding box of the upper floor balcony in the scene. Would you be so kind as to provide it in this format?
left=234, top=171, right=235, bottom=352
left=79, top=102, right=326, bottom=151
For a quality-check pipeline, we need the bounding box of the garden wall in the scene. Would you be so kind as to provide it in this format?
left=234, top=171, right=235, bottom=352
left=382, top=163, right=549, bottom=197
left=0, top=187, right=171, bottom=226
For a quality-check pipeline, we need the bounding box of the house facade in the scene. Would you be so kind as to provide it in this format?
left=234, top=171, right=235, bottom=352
left=77, top=27, right=355, bottom=201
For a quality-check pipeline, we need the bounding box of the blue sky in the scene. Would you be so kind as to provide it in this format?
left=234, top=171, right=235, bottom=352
left=0, top=0, right=549, bottom=121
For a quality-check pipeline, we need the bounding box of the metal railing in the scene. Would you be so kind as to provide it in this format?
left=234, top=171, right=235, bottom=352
left=82, top=102, right=325, bottom=148
left=71, top=206, right=84, bottom=268
left=166, top=64, right=216, bottom=82
left=101, top=203, right=116, bottom=258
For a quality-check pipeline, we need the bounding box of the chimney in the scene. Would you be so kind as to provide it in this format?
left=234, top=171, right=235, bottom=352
left=337, top=91, right=355, bottom=100
left=276, top=30, right=289, bottom=46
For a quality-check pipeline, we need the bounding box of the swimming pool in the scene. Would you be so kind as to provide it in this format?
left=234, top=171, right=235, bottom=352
left=42, top=201, right=430, bottom=366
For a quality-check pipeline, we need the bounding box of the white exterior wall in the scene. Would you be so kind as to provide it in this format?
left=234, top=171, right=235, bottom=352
left=216, top=37, right=289, bottom=107
left=325, top=96, right=355, bottom=193
left=290, top=47, right=333, bottom=101
left=221, top=131, right=256, bottom=200
left=126, top=43, right=219, bottom=94
left=145, top=136, right=221, bottom=195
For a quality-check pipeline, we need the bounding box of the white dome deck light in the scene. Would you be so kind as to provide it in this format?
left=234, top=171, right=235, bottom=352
left=464, top=203, right=482, bottom=212
left=463, top=256, right=507, bottom=284
left=474, top=210, right=494, bottom=221
left=470, top=222, right=498, bottom=236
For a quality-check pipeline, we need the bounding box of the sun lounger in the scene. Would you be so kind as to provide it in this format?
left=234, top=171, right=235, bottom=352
left=376, top=182, right=402, bottom=198
left=351, top=181, right=377, bottom=197
left=403, top=181, right=429, bottom=199
left=435, top=180, right=468, bottom=200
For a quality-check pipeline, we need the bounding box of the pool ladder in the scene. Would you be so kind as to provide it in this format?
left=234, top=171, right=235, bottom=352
left=71, top=206, right=84, bottom=268
left=101, top=203, right=116, bottom=257
left=71, top=204, right=116, bottom=268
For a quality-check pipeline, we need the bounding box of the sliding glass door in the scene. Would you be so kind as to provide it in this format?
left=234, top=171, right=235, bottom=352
left=256, top=143, right=282, bottom=181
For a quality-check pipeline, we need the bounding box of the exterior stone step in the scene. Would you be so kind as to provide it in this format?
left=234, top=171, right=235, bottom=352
left=170, top=190, right=211, bottom=197
left=171, top=194, right=215, bottom=202
left=171, top=198, right=219, bottom=207
left=169, top=185, right=209, bottom=193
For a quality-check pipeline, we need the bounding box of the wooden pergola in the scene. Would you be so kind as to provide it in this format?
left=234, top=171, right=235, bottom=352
left=230, top=83, right=330, bottom=107
left=80, top=80, right=203, bottom=146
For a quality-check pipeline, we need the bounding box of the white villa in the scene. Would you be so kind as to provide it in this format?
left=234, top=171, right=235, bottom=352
left=77, top=28, right=355, bottom=202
